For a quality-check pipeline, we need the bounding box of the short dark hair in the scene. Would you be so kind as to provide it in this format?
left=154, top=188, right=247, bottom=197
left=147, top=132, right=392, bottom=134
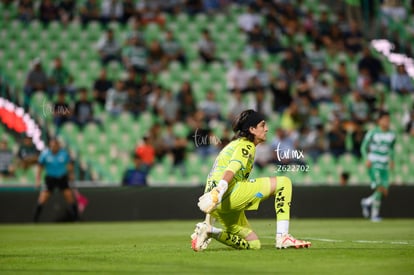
left=378, top=110, right=390, bottom=119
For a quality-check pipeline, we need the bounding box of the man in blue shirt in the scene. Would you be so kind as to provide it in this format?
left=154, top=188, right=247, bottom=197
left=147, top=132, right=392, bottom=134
left=33, top=138, right=78, bottom=222
left=122, top=155, right=148, bottom=186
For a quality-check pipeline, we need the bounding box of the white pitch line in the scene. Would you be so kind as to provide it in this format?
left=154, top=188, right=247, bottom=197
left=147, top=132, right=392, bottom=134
left=263, top=236, right=413, bottom=245
left=305, top=237, right=344, bottom=242
left=353, top=240, right=384, bottom=244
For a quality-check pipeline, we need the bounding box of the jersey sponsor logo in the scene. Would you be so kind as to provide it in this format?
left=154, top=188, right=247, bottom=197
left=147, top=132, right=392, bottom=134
left=372, top=132, right=395, bottom=143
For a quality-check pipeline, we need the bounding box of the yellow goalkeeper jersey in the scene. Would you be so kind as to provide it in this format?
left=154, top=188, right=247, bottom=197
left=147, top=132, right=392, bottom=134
left=205, top=138, right=256, bottom=193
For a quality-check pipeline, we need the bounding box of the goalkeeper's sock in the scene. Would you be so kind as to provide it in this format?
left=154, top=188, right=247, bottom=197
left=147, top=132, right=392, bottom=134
left=274, top=176, right=292, bottom=232
left=210, top=226, right=222, bottom=235
left=214, top=232, right=251, bottom=250
left=276, top=220, right=289, bottom=238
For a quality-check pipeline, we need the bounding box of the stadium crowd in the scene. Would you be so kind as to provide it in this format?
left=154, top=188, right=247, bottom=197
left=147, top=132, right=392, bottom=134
left=1, top=0, right=413, bottom=184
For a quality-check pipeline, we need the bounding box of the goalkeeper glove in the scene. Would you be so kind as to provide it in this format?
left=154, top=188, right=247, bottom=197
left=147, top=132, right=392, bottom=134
left=197, top=180, right=228, bottom=213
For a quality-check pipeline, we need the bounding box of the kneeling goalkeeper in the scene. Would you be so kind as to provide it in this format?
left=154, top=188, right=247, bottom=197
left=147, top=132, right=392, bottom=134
left=191, top=109, right=311, bottom=251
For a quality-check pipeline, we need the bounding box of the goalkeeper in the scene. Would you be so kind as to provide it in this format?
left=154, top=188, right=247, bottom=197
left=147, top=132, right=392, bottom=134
left=191, top=109, right=311, bottom=251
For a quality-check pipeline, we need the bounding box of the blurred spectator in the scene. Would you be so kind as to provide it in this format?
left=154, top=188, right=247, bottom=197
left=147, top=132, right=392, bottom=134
left=162, top=30, right=187, bottom=66
left=296, top=96, right=313, bottom=125
left=48, top=57, right=76, bottom=99
left=58, top=0, right=76, bottom=25
left=79, top=0, right=101, bottom=25
left=139, top=6, right=166, bottom=26
left=203, top=0, right=221, bottom=14
left=311, top=79, right=333, bottom=103
left=198, top=90, right=222, bottom=123
left=294, top=43, right=310, bottom=75
left=307, top=107, right=323, bottom=130
left=135, top=135, right=155, bottom=169
left=308, top=124, right=328, bottom=161
left=345, top=0, right=362, bottom=26
left=343, top=21, right=363, bottom=55
left=226, top=59, right=251, bottom=93
left=147, top=123, right=166, bottom=160
left=246, top=24, right=266, bottom=56
left=0, top=139, right=15, bottom=177
left=390, top=64, right=414, bottom=95
left=105, top=80, right=127, bottom=115
left=137, top=73, right=154, bottom=98
left=238, top=4, right=261, bottom=33
left=248, top=89, right=272, bottom=119
left=249, top=60, right=270, bottom=89
left=178, top=92, right=197, bottom=123
left=123, top=68, right=139, bottom=91
left=185, top=0, right=204, bottom=15
left=332, top=61, right=351, bottom=95
left=53, top=91, right=72, bottom=129
left=162, top=123, right=187, bottom=176
left=93, top=69, right=113, bottom=108
left=188, top=111, right=217, bottom=159
left=198, top=29, right=218, bottom=64
left=122, top=0, right=136, bottom=23
left=405, top=109, right=414, bottom=136
left=307, top=42, right=326, bottom=71
left=146, top=83, right=161, bottom=110
left=126, top=16, right=144, bottom=42
left=17, top=0, right=35, bottom=24
left=358, top=47, right=385, bottom=84
left=73, top=88, right=101, bottom=130
left=148, top=40, right=168, bottom=75
left=254, top=141, right=272, bottom=170
left=96, top=28, right=122, bottom=66
left=270, top=128, right=298, bottom=165
left=350, top=124, right=365, bottom=159
left=263, top=20, right=284, bottom=54
left=101, top=0, right=124, bottom=25
left=302, top=9, right=316, bottom=37
left=38, top=0, right=58, bottom=26
left=349, top=90, right=370, bottom=124
left=280, top=101, right=301, bottom=132
left=23, top=59, right=49, bottom=110
left=317, top=10, right=332, bottom=41
left=17, top=136, right=39, bottom=170
left=380, top=0, right=407, bottom=22
left=357, top=73, right=377, bottom=112
left=269, top=77, right=292, bottom=113
left=330, top=94, right=348, bottom=122
left=340, top=171, right=350, bottom=186
left=295, top=76, right=313, bottom=103
left=227, top=89, right=247, bottom=123
left=123, top=69, right=143, bottom=116
left=176, top=81, right=193, bottom=102
left=122, top=34, right=148, bottom=75
left=122, top=155, right=148, bottom=186
left=280, top=49, right=303, bottom=82
left=125, top=86, right=143, bottom=117
left=327, top=118, right=347, bottom=158
left=325, top=24, right=345, bottom=53
left=295, top=126, right=316, bottom=161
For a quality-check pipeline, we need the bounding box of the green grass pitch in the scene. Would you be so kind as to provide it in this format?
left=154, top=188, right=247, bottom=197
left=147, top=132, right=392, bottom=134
left=1, top=219, right=414, bottom=274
